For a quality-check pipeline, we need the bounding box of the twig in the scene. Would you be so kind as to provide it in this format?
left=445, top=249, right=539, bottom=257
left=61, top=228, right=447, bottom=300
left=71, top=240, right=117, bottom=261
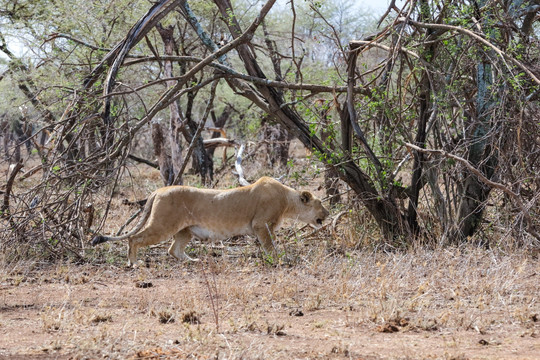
left=123, top=55, right=369, bottom=95
left=349, top=40, right=419, bottom=59
left=116, top=207, right=143, bottom=236
left=404, top=143, right=518, bottom=198
left=44, top=33, right=113, bottom=53
left=200, top=258, right=220, bottom=333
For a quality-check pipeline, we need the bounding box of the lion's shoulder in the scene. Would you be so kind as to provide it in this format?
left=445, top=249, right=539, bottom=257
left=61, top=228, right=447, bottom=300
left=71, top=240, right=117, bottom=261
left=251, top=176, right=287, bottom=188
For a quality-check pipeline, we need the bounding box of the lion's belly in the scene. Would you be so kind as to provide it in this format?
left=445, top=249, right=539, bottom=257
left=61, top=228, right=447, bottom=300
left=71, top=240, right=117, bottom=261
left=188, top=224, right=253, bottom=241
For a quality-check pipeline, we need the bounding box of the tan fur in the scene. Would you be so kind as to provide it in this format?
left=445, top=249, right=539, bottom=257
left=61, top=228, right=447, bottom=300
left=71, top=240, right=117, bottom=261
left=92, top=177, right=329, bottom=266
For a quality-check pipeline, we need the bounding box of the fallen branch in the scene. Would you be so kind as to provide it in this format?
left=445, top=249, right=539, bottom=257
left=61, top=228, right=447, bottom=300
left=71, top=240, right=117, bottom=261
left=127, top=154, right=159, bottom=168
left=235, top=143, right=250, bottom=186
left=203, top=137, right=237, bottom=149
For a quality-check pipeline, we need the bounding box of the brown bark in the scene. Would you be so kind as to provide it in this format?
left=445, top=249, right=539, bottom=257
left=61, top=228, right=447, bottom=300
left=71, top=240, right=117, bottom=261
left=406, top=0, right=434, bottom=235
left=262, top=118, right=292, bottom=169
left=319, top=101, right=341, bottom=206
left=151, top=122, right=173, bottom=185
left=207, top=105, right=232, bottom=160
left=157, top=23, right=184, bottom=185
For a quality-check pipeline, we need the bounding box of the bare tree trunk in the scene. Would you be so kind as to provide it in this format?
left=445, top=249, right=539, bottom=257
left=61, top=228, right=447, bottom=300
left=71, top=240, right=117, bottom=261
left=1, top=116, right=9, bottom=160
left=454, top=0, right=499, bottom=242
left=407, top=0, right=434, bottom=235
left=455, top=61, right=498, bottom=240
left=184, top=92, right=213, bottom=185
left=152, top=122, right=173, bottom=185
left=319, top=101, right=341, bottom=206
left=261, top=20, right=291, bottom=169
left=262, top=118, right=292, bottom=169
left=157, top=23, right=184, bottom=185
left=207, top=105, right=232, bottom=159
left=11, top=114, right=33, bottom=163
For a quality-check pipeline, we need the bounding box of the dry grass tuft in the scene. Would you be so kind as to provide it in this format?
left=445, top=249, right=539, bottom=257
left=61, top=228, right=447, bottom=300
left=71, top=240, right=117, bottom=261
left=91, top=314, right=113, bottom=324
left=181, top=310, right=201, bottom=324
left=157, top=310, right=175, bottom=324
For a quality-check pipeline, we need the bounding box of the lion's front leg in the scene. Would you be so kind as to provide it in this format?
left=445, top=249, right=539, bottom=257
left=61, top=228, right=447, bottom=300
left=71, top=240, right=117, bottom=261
left=253, top=222, right=278, bottom=259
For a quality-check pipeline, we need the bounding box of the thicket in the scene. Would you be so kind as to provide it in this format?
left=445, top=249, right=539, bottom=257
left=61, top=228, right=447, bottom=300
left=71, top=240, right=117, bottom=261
left=1, top=0, right=538, bottom=261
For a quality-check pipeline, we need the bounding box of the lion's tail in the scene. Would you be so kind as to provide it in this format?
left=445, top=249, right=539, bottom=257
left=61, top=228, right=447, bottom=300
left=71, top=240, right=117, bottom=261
left=91, top=192, right=157, bottom=246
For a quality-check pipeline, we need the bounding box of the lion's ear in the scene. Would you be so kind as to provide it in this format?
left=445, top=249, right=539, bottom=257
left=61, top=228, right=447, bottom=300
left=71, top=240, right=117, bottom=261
left=300, top=191, right=312, bottom=204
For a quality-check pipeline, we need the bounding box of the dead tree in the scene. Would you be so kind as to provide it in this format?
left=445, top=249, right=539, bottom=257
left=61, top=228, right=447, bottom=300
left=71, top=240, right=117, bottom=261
left=157, top=23, right=184, bottom=185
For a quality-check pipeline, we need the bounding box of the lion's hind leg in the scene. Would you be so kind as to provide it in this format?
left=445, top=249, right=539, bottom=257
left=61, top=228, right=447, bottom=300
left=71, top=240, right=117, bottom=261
left=169, top=229, right=199, bottom=262
left=127, top=228, right=173, bottom=267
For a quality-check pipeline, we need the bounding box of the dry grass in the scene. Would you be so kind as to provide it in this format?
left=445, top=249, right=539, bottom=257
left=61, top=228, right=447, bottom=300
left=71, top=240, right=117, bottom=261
left=1, top=238, right=538, bottom=359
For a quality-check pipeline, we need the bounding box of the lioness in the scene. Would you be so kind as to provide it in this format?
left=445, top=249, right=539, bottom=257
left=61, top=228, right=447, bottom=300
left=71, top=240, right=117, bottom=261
left=91, top=177, right=329, bottom=266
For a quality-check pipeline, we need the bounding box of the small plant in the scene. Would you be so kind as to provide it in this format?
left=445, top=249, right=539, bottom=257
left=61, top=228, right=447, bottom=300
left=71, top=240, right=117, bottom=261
left=181, top=310, right=201, bottom=325
left=157, top=310, right=175, bottom=324
left=91, top=314, right=113, bottom=324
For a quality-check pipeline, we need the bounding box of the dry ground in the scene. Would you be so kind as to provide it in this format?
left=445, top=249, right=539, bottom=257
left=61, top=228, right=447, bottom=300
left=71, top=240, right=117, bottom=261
left=1, top=241, right=538, bottom=359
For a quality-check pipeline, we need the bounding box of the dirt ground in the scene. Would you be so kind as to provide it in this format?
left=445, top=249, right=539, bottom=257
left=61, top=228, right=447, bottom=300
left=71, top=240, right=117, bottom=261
left=1, top=242, right=538, bottom=360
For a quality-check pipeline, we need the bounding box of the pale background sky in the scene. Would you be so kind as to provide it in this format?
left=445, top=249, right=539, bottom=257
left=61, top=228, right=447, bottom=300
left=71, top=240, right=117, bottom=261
left=357, top=0, right=395, bottom=14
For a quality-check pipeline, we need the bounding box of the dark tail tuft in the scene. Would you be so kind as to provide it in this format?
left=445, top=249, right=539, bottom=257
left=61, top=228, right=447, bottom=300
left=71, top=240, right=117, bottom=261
left=91, top=235, right=108, bottom=246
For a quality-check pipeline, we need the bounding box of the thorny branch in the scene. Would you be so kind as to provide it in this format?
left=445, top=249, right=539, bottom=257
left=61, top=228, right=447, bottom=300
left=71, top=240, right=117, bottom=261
left=405, top=143, right=539, bottom=241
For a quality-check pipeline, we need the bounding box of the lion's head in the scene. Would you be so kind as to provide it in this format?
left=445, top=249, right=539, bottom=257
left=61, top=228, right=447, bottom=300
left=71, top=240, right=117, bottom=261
left=297, top=191, right=329, bottom=228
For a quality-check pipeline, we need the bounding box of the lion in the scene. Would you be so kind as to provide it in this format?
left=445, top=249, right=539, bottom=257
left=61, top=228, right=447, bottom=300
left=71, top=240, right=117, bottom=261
left=91, top=177, right=329, bottom=266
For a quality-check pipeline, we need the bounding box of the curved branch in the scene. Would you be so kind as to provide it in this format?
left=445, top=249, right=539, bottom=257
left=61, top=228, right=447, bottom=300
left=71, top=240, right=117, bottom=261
left=102, top=0, right=186, bottom=123
left=397, top=17, right=540, bottom=86
left=84, top=0, right=184, bottom=90
left=124, top=55, right=369, bottom=95
left=44, top=33, right=111, bottom=52
left=349, top=40, right=419, bottom=59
